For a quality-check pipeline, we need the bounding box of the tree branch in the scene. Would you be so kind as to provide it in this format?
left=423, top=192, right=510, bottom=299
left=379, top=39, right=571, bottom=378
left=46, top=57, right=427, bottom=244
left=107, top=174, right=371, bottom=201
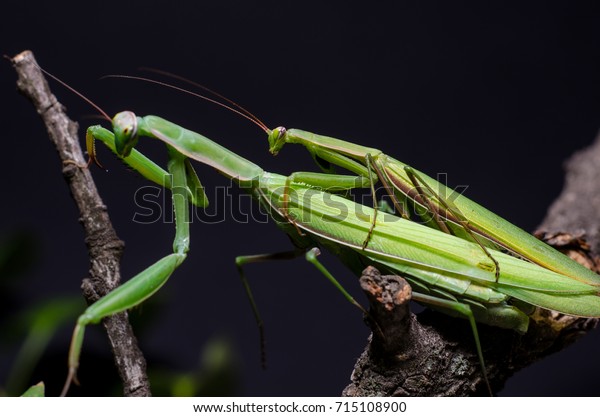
left=344, top=137, right=600, bottom=396
left=10, top=50, right=151, bottom=397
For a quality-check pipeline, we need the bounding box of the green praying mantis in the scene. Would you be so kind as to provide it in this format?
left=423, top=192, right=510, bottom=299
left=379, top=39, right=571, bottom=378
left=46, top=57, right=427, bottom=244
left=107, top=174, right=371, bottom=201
left=265, top=125, right=600, bottom=286
left=36, top=68, right=600, bottom=396
left=55, top=101, right=600, bottom=396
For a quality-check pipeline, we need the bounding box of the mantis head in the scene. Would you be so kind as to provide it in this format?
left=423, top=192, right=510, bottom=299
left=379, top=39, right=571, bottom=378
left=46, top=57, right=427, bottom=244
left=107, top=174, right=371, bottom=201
left=268, top=126, right=287, bottom=156
left=113, top=111, right=139, bottom=157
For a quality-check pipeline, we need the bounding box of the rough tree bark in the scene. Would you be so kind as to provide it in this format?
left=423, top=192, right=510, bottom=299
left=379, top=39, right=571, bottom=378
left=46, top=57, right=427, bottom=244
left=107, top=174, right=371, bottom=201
left=344, top=138, right=600, bottom=396
left=10, top=50, right=151, bottom=397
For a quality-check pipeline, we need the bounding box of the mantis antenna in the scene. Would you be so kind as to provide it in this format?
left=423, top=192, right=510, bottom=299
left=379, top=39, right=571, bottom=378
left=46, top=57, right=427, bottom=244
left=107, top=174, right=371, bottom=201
left=101, top=74, right=270, bottom=133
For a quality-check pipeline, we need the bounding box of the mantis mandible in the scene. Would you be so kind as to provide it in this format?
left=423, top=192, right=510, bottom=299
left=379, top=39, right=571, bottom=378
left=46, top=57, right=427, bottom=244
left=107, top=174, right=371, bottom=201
left=59, top=109, right=600, bottom=397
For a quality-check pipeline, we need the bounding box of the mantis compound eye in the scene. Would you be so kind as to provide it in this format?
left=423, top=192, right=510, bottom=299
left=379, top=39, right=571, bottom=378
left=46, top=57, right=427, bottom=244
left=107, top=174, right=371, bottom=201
left=277, top=126, right=287, bottom=138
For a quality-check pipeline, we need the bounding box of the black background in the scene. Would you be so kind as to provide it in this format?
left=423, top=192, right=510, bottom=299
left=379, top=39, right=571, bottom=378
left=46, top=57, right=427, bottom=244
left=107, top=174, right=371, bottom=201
left=2, top=1, right=600, bottom=396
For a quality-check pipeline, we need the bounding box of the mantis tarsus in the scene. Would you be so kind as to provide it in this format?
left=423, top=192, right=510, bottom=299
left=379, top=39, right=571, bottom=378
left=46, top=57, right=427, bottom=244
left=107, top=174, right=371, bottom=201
left=57, top=108, right=600, bottom=396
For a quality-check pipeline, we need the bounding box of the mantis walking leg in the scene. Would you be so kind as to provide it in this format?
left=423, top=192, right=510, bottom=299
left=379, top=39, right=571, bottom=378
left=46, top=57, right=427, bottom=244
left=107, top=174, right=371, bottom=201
left=235, top=248, right=306, bottom=366
left=61, top=146, right=194, bottom=396
left=411, top=292, right=492, bottom=395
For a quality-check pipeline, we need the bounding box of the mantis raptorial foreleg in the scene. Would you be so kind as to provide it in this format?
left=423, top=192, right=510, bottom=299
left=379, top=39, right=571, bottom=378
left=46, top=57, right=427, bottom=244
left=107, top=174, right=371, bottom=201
left=280, top=171, right=371, bottom=238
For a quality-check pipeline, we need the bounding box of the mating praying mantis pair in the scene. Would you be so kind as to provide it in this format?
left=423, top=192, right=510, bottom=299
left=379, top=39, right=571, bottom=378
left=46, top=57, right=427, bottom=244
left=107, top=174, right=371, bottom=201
left=34, top=68, right=600, bottom=397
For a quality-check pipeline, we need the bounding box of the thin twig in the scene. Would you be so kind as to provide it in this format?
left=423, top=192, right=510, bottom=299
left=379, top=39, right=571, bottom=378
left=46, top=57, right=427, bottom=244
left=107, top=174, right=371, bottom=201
left=10, top=50, right=151, bottom=397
